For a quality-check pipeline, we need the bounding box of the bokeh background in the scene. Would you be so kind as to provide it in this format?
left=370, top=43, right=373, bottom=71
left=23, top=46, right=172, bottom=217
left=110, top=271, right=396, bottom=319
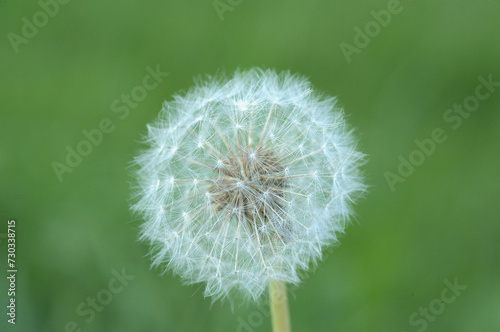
left=1, top=0, right=499, bottom=331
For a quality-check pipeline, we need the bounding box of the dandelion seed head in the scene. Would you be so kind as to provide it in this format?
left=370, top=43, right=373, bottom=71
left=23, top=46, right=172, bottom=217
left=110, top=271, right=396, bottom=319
left=131, top=68, right=366, bottom=302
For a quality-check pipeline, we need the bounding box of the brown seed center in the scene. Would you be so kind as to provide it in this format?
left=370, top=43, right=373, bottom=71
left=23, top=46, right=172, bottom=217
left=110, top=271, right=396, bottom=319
left=209, top=147, right=287, bottom=229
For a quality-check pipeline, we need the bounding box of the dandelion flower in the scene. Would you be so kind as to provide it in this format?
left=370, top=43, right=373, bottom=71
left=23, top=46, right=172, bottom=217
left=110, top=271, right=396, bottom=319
left=131, top=68, right=365, bottom=329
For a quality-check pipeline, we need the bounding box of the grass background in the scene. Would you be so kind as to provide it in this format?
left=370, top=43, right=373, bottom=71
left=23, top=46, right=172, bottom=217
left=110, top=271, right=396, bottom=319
left=1, top=0, right=499, bottom=331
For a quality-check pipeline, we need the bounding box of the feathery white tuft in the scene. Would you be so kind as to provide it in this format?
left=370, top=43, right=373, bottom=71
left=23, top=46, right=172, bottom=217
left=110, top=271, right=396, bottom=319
left=131, top=68, right=366, bottom=302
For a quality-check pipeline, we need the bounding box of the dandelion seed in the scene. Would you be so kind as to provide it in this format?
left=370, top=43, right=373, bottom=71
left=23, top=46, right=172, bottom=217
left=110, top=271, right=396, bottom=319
left=131, top=68, right=366, bottom=330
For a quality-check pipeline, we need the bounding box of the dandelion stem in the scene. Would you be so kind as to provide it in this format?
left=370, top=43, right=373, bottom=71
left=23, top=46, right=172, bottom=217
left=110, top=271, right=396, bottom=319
left=269, top=279, right=291, bottom=332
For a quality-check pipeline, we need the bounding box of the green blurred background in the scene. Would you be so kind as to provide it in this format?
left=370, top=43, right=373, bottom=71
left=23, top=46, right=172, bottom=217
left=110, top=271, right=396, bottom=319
left=1, top=0, right=499, bottom=331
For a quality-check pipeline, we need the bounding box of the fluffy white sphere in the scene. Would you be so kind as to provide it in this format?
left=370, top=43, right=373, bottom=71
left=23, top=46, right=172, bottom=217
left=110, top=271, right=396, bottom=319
left=132, top=68, right=365, bottom=301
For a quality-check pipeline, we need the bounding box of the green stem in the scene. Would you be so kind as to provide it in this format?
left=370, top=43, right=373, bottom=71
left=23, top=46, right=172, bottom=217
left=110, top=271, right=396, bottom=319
left=269, top=279, right=291, bottom=332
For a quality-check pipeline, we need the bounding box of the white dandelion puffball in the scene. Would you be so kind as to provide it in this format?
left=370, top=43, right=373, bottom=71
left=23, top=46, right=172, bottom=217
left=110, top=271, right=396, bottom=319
left=132, top=68, right=365, bottom=301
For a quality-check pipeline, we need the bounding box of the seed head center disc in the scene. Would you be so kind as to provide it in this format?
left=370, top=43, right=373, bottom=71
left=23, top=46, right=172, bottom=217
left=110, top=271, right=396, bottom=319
left=209, top=146, right=287, bottom=229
